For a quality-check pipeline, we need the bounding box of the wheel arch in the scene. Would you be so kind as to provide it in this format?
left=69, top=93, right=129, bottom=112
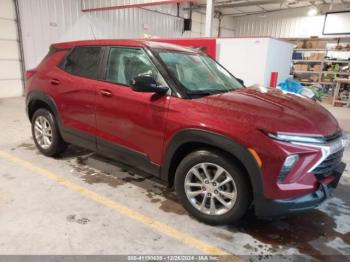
left=26, top=91, right=59, bottom=122
left=161, top=129, right=264, bottom=197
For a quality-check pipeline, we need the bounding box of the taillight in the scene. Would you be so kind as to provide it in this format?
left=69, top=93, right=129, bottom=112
left=25, top=70, right=36, bottom=80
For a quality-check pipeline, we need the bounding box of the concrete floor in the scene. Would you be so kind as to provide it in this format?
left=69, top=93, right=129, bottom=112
left=0, top=97, right=349, bottom=261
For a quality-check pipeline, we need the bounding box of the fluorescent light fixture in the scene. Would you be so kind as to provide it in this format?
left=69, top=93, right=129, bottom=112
left=308, top=6, right=318, bottom=16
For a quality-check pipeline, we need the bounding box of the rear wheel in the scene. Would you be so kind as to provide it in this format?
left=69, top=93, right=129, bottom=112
left=175, top=150, right=250, bottom=225
left=31, top=109, right=67, bottom=157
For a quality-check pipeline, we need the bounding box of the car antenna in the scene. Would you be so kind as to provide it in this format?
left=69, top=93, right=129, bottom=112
left=89, top=24, right=96, bottom=40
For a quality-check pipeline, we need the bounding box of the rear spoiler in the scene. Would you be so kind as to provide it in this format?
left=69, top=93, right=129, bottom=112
left=48, top=45, right=71, bottom=56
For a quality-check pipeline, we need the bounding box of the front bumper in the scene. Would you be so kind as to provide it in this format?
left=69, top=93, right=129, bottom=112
left=254, top=162, right=346, bottom=217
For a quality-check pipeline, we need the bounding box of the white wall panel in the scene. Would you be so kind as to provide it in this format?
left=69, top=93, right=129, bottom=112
left=0, top=60, right=21, bottom=79
left=0, top=40, right=20, bottom=60
left=230, top=4, right=350, bottom=38
left=0, top=19, right=17, bottom=40
left=0, top=0, right=16, bottom=19
left=217, top=38, right=293, bottom=87
left=0, top=0, right=22, bottom=98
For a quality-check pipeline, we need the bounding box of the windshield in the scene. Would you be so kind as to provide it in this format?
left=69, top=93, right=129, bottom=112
left=157, top=51, right=243, bottom=97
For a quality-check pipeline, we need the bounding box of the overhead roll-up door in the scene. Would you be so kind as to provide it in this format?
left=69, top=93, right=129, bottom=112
left=0, top=0, right=23, bottom=98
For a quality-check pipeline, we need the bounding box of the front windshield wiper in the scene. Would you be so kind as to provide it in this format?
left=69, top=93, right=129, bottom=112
left=187, top=89, right=235, bottom=98
left=186, top=91, right=214, bottom=98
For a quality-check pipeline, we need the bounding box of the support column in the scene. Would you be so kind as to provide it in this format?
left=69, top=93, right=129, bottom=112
left=204, top=0, right=214, bottom=37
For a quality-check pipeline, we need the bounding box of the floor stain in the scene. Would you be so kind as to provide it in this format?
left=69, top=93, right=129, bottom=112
left=211, top=231, right=234, bottom=241
left=227, top=209, right=350, bottom=261
left=17, top=142, right=36, bottom=151
left=66, top=148, right=350, bottom=259
left=69, top=155, right=187, bottom=216
left=144, top=185, right=187, bottom=216
left=59, top=146, right=92, bottom=160
left=82, top=172, right=126, bottom=188
left=2, top=173, right=15, bottom=181
left=66, top=214, right=90, bottom=225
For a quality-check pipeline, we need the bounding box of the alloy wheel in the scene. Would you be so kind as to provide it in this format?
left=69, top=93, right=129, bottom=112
left=34, top=116, right=53, bottom=149
left=184, top=162, right=237, bottom=216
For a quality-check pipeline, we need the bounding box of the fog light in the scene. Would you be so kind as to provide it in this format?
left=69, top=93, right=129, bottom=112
left=278, top=154, right=299, bottom=182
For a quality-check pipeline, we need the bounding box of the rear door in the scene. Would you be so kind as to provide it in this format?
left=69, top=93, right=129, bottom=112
left=95, top=46, right=170, bottom=175
left=51, top=46, right=105, bottom=149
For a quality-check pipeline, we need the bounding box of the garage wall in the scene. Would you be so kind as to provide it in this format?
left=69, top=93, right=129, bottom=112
left=189, top=12, right=235, bottom=37
left=0, top=0, right=23, bottom=98
left=230, top=4, right=350, bottom=38
left=18, top=0, right=236, bottom=70
left=18, top=0, right=190, bottom=69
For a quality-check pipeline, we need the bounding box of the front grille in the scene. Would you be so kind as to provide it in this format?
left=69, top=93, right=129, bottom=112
left=312, top=149, right=344, bottom=179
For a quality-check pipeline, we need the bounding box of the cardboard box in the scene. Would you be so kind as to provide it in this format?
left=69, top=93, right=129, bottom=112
left=307, top=52, right=325, bottom=60
left=304, top=39, right=326, bottom=49
left=309, top=75, right=319, bottom=82
left=294, top=64, right=309, bottom=71
left=311, top=64, right=322, bottom=72
left=296, top=40, right=305, bottom=49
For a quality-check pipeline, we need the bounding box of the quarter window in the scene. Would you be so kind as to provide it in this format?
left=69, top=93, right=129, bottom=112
left=60, top=46, right=102, bottom=79
left=106, top=47, right=166, bottom=87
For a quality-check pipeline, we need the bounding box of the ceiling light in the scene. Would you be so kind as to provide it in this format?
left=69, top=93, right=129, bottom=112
left=307, top=6, right=318, bottom=16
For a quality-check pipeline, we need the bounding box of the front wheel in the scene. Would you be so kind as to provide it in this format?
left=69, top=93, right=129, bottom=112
left=31, top=108, right=67, bottom=157
left=175, top=150, right=251, bottom=225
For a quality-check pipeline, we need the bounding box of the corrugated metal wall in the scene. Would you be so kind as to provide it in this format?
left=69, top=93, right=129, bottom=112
left=230, top=4, right=350, bottom=38
left=18, top=0, right=186, bottom=69
left=18, top=0, right=234, bottom=70
left=190, top=12, right=235, bottom=37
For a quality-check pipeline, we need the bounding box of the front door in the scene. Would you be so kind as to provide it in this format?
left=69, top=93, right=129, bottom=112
left=95, top=46, right=170, bottom=175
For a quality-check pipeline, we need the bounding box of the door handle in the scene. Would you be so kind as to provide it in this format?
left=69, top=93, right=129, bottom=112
left=50, top=78, right=60, bottom=85
left=99, top=89, right=113, bottom=97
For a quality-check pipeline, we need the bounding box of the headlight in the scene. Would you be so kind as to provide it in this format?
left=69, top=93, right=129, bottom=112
left=267, top=132, right=325, bottom=144
left=278, top=154, right=299, bottom=182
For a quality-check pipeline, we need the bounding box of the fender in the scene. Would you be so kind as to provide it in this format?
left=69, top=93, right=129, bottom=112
left=26, top=91, right=60, bottom=123
left=161, top=129, right=264, bottom=197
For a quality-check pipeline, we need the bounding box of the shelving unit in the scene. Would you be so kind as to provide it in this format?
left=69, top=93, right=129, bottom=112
left=287, top=37, right=350, bottom=95
left=333, top=78, right=350, bottom=107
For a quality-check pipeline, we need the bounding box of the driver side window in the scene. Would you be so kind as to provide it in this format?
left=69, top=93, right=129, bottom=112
left=106, top=47, right=166, bottom=87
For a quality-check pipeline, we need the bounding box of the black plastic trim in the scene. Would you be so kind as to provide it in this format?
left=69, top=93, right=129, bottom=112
left=255, top=162, right=346, bottom=217
left=162, top=128, right=264, bottom=196
left=61, top=127, right=96, bottom=151
left=26, top=91, right=60, bottom=122
left=97, top=138, right=160, bottom=177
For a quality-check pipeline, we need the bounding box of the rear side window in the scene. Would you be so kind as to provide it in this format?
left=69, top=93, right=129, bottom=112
left=60, top=46, right=102, bottom=79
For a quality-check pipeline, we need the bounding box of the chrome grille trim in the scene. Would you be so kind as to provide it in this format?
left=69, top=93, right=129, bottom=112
left=292, top=132, right=348, bottom=174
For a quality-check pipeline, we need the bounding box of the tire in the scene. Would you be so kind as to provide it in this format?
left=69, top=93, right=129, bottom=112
left=31, top=108, right=67, bottom=157
left=175, top=149, right=251, bottom=225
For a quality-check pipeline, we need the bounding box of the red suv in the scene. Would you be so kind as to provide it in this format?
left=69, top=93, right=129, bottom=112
left=25, top=40, right=348, bottom=224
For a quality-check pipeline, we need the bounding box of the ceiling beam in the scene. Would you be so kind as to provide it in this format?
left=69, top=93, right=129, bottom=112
left=196, top=0, right=284, bottom=9
left=81, top=0, right=191, bottom=12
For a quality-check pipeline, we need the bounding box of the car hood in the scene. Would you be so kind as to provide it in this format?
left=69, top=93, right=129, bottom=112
left=197, top=87, right=340, bottom=136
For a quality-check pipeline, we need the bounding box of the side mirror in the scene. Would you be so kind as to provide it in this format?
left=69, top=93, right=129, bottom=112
left=236, top=78, right=245, bottom=86
left=130, top=75, right=169, bottom=95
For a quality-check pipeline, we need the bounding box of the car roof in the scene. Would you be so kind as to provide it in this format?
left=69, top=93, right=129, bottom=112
left=52, top=39, right=199, bottom=53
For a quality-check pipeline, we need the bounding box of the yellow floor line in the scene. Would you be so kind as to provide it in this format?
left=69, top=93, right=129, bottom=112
left=0, top=150, right=240, bottom=262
